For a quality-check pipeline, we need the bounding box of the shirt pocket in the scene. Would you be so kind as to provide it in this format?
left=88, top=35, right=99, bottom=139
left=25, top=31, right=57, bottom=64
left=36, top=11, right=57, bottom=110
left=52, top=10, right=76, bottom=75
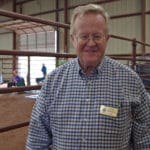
left=97, top=99, right=132, bottom=134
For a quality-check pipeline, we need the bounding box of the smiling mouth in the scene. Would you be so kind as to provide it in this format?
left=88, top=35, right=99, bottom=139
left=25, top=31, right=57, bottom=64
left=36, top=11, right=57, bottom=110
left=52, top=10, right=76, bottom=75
left=85, top=49, right=97, bottom=53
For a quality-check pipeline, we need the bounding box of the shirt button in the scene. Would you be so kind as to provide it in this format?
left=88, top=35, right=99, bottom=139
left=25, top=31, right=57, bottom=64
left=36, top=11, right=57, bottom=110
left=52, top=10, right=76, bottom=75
left=84, top=118, right=88, bottom=122
left=88, top=81, right=91, bottom=85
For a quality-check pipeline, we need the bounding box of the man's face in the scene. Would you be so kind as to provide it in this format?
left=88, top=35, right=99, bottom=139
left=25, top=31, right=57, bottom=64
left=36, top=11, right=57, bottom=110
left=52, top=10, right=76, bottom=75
left=71, top=13, right=109, bottom=69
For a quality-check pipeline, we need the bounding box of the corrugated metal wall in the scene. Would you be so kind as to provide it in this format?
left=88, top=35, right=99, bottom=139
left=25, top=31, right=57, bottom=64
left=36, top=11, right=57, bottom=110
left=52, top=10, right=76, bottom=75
left=0, top=0, right=149, bottom=54
left=0, top=0, right=150, bottom=70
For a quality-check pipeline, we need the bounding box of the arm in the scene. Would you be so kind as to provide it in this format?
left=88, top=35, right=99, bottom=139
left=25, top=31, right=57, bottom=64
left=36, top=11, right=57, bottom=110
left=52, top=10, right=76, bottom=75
left=132, top=80, right=150, bottom=149
left=26, top=87, right=52, bottom=150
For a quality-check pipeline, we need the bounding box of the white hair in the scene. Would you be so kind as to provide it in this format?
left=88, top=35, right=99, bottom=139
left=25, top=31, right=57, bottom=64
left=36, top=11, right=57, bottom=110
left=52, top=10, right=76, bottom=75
left=70, top=4, right=109, bottom=34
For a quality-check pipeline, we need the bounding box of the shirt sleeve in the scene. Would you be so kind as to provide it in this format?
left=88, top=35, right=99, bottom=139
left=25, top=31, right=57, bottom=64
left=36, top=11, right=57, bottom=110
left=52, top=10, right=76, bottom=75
left=132, top=79, right=150, bottom=149
left=26, top=90, right=52, bottom=150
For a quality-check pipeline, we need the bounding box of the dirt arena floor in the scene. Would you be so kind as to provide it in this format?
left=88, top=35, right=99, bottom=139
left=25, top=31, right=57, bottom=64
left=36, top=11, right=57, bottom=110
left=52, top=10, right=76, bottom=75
left=0, top=92, right=36, bottom=150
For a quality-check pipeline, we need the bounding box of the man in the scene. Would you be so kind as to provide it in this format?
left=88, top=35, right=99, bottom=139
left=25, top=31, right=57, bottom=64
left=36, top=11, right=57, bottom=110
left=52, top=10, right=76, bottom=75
left=41, top=63, right=47, bottom=78
left=26, top=4, right=150, bottom=149
left=36, top=64, right=47, bottom=84
left=7, top=70, right=25, bottom=87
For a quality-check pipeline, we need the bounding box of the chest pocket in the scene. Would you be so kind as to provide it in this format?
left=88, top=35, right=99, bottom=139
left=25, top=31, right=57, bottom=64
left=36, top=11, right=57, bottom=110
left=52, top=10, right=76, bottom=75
left=97, top=96, right=132, bottom=133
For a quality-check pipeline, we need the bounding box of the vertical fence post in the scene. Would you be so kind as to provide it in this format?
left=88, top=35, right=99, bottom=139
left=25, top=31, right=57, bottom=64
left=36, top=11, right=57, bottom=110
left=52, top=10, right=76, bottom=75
left=132, top=38, right=137, bottom=70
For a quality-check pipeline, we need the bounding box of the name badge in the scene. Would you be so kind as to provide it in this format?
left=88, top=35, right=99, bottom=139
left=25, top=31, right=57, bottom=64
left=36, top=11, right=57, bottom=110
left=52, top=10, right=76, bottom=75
left=100, top=105, right=118, bottom=117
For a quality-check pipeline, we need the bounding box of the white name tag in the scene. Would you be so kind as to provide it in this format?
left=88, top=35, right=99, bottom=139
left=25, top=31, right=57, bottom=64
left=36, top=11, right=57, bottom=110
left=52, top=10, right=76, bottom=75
left=100, top=105, right=118, bottom=117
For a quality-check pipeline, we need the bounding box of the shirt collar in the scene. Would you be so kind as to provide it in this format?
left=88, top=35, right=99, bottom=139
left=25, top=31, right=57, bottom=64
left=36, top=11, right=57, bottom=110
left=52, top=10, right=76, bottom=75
left=76, top=56, right=107, bottom=76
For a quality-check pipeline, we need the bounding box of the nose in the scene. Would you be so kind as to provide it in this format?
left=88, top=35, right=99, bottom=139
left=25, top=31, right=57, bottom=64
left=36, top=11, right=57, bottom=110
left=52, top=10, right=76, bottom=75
left=86, top=37, right=96, bottom=46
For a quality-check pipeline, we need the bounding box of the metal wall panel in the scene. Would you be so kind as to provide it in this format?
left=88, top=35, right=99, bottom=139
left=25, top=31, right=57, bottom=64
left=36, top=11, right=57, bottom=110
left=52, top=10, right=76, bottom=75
left=22, top=0, right=55, bottom=15
left=146, top=0, right=150, bottom=10
left=68, top=0, right=100, bottom=7
left=103, top=0, right=141, bottom=16
left=0, top=0, right=150, bottom=55
left=0, top=33, right=13, bottom=50
left=146, top=14, right=150, bottom=51
left=108, top=15, right=142, bottom=54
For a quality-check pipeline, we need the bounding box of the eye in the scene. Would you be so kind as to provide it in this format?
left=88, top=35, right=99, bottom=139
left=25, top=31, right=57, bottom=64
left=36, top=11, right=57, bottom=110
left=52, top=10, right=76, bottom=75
left=94, top=34, right=102, bottom=40
left=79, top=34, right=88, bottom=40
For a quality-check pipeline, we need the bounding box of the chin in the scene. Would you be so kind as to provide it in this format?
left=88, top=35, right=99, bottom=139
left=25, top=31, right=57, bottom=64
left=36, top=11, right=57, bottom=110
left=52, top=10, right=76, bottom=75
left=85, top=61, right=98, bottom=67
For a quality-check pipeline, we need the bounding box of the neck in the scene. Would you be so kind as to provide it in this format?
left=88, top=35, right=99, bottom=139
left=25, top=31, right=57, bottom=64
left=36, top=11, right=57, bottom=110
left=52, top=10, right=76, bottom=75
left=82, top=65, right=96, bottom=75
left=78, top=60, right=99, bottom=75
left=85, top=69, right=93, bottom=75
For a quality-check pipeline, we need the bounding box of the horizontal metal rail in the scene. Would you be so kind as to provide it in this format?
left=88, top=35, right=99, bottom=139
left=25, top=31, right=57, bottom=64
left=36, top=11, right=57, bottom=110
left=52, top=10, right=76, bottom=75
left=0, top=121, right=29, bottom=133
left=110, top=34, right=150, bottom=47
left=0, top=9, right=70, bottom=29
left=0, top=85, right=41, bottom=93
left=0, top=49, right=149, bottom=60
left=0, top=49, right=77, bottom=58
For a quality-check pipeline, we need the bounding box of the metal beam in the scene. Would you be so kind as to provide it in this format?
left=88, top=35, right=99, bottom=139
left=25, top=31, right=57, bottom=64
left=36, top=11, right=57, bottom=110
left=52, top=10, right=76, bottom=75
left=0, top=9, right=70, bottom=29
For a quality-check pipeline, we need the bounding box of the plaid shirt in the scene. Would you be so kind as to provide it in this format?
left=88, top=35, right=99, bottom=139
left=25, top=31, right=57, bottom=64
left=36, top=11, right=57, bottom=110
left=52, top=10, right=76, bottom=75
left=26, top=56, right=150, bottom=150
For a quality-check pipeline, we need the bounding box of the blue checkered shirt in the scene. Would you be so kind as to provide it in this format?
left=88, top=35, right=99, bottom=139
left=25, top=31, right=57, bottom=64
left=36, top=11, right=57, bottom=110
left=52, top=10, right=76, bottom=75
left=26, top=56, right=150, bottom=150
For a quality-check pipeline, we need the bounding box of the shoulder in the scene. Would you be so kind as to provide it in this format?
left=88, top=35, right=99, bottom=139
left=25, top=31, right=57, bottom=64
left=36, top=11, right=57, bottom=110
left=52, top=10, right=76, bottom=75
left=104, top=56, right=146, bottom=93
left=105, top=56, right=138, bottom=77
left=103, top=56, right=143, bottom=88
left=47, top=58, right=78, bottom=80
left=40, top=58, right=78, bottom=95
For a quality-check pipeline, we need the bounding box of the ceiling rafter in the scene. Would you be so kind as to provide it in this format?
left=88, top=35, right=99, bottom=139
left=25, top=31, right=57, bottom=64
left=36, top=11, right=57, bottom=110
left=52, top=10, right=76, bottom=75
left=0, top=19, right=54, bottom=34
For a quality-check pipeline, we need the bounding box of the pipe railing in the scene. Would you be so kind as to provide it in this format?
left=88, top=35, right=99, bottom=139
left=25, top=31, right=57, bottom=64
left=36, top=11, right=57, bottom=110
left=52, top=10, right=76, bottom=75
left=110, top=34, right=150, bottom=71
left=110, top=34, right=150, bottom=47
left=0, top=121, right=29, bottom=133
left=0, top=36, right=150, bottom=94
left=0, top=9, right=70, bottom=29
left=0, top=85, right=41, bottom=93
left=0, top=49, right=76, bottom=58
left=0, top=9, right=150, bottom=134
left=0, top=41, right=150, bottom=133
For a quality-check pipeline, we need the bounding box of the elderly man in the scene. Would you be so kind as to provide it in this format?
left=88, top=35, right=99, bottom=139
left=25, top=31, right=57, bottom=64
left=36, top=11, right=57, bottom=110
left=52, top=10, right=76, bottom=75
left=26, top=4, right=150, bottom=150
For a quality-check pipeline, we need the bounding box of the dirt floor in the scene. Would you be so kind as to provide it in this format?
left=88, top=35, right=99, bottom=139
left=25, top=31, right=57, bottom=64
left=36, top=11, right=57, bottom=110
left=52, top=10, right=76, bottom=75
left=0, top=92, right=35, bottom=150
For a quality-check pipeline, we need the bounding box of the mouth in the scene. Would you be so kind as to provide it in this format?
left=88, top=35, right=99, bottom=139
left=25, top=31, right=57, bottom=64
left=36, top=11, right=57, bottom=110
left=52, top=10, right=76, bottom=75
left=84, top=49, right=97, bottom=53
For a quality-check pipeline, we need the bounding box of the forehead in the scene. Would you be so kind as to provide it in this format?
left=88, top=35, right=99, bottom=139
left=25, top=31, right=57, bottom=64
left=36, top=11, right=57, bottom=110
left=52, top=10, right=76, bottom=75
left=74, top=13, right=106, bottom=33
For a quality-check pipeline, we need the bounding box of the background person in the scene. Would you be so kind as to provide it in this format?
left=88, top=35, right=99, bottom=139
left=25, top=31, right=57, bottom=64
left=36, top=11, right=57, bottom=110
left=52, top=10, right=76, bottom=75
left=41, top=63, right=47, bottom=78
left=36, top=64, right=47, bottom=84
left=7, top=70, right=25, bottom=87
left=26, top=4, right=150, bottom=149
left=0, top=72, right=3, bottom=84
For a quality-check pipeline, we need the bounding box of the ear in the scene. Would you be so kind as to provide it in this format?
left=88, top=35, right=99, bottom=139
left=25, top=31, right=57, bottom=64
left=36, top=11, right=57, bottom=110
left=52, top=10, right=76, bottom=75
left=70, top=34, right=76, bottom=47
left=70, top=34, right=75, bottom=43
left=105, top=34, right=110, bottom=41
